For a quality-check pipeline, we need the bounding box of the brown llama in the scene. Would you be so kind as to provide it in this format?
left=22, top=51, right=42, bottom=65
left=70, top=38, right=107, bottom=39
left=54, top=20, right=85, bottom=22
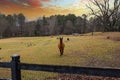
left=58, top=37, right=65, bottom=56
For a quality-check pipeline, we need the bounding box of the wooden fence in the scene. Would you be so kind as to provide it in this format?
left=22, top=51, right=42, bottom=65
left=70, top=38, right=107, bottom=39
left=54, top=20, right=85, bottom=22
left=0, top=55, right=120, bottom=80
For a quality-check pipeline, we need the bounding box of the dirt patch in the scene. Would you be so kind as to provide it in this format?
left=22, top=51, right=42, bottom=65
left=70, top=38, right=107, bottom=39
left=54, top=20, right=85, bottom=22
left=106, top=36, right=120, bottom=41
left=44, top=74, right=120, bottom=80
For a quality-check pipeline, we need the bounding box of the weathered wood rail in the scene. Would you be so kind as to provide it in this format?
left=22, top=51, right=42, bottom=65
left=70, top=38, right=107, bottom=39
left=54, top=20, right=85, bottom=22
left=0, top=55, right=120, bottom=80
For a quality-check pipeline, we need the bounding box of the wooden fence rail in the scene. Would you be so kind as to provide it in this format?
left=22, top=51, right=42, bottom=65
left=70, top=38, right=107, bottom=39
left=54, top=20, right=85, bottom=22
left=0, top=55, right=120, bottom=80
left=0, top=62, right=11, bottom=68
left=21, top=63, right=120, bottom=78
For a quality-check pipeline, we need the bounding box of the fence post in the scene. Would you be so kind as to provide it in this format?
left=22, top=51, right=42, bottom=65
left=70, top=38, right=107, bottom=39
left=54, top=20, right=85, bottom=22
left=11, top=54, right=21, bottom=80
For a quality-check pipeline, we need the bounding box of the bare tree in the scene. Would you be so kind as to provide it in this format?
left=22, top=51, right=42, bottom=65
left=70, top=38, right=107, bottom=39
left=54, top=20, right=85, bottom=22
left=18, top=13, right=25, bottom=36
left=87, top=0, right=120, bottom=32
left=63, top=20, right=74, bottom=34
left=75, top=17, right=83, bottom=33
left=0, top=14, right=8, bottom=38
left=82, top=14, right=87, bottom=33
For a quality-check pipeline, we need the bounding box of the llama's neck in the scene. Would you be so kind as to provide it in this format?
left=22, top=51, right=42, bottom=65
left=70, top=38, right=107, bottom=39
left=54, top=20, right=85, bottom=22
left=60, top=40, right=62, bottom=44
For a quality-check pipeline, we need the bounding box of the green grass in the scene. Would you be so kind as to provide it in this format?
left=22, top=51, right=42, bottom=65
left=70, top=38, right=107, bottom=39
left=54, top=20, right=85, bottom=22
left=0, top=32, right=120, bottom=79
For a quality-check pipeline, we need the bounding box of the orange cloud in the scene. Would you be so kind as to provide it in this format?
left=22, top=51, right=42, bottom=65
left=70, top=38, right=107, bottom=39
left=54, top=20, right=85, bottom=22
left=22, top=0, right=42, bottom=8
left=22, top=0, right=51, bottom=8
left=0, top=0, right=90, bottom=20
left=41, top=0, right=51, bottom=2
left=0, top=0, right=19, bottom=8
left=0, top=0, right=51, bottom=8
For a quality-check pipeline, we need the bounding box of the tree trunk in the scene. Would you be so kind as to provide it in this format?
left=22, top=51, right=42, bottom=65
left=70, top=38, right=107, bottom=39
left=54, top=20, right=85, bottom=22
left=0, top=32, right=3, bottom=38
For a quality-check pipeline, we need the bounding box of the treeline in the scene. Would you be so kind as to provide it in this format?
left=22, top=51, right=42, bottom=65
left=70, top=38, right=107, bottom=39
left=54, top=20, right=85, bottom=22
left=0, top=13, right=120, bottom=38
left=0, top=13, right=25, bottom=38
left=0, top=0, right=120, bottom=38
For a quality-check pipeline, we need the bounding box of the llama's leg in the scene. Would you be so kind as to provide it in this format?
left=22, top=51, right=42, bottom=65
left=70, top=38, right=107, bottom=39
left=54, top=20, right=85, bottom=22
left=60, top=50, right=62, bottom=56
left=59, top=49, right=62, bottom=56
left=61, top=48, right=64, bottom=55
left=61, top=50, right=63, bottom=56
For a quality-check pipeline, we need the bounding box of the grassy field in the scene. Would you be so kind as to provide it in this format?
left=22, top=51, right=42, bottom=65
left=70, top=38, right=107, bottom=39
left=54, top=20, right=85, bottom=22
left=0, top=32, right=120, bottom=79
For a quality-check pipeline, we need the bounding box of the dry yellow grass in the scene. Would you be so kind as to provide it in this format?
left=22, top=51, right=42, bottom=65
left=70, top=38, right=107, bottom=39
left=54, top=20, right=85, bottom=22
left=0, top=32, right=120, bottom=79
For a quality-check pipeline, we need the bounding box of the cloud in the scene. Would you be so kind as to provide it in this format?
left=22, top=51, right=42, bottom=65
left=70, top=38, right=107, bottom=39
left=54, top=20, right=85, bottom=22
left=21, top=0, right=51, bottom=7
left=0, top=0, right=52, bottom=8
left=0, top=0, right=18, bottom=7
left=41, top=0, right=51, bottom=2
left=0, top=0, right=90, bottom=19
left=22, top=0, right=42, bottom=7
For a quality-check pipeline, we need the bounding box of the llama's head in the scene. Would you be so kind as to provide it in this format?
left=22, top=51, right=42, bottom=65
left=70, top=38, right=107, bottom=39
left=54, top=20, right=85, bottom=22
left=60, top=37, right=63, bottom=43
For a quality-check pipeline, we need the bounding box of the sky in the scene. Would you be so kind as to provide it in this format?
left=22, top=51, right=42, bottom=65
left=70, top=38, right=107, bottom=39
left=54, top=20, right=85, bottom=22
left=0, top=0, right=112, bottom=20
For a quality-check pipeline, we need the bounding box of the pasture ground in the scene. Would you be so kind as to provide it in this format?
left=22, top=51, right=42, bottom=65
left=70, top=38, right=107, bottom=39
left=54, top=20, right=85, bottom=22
left=0, top=32, right=120, bottom=79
